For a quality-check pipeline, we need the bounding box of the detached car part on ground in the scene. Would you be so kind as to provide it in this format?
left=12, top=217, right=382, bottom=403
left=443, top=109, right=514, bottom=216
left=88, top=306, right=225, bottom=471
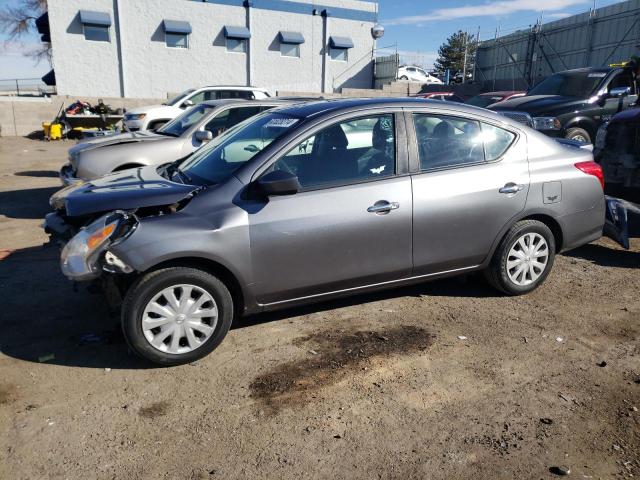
left=61, top=99, right=293, bottom=185
left=490, top=67, right=638, bottom=144
left=45, top=98, right=608, bottom=366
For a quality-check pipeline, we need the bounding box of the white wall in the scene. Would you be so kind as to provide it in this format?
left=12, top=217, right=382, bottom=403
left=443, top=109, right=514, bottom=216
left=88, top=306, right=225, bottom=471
left=48, top=0, right=377, bottom=98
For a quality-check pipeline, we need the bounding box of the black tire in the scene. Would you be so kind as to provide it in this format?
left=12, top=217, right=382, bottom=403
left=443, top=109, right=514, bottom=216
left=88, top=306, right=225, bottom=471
left=399, top=76, right=408, bottom=80
left=121, top=267, right=234, bottom=366
left=484, top=220, right=556, bottom=295
left=565, top=127, right=591, bottom=144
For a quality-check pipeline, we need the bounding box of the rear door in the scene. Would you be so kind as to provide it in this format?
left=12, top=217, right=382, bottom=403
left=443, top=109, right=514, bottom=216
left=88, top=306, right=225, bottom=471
left=408, top=109, right=530, bottom=275
left=247, top=112, right=413, bottom=305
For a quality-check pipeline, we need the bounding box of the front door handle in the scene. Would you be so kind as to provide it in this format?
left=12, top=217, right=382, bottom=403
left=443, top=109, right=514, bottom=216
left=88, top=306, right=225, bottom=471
left=499, top=183, right=525, bottom=194
left=367, top=201, right=400, bottom=214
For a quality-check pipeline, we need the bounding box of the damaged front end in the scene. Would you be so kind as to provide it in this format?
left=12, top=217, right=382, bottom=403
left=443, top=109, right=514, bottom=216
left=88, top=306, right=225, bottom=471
left=603, top=196, right=640, bottom=250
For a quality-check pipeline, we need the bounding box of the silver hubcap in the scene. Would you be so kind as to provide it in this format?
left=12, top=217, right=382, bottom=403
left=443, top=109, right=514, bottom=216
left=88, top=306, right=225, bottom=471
left=142, top=284, right=218, bottom=355
left=506, top=233, right=549, bottom=286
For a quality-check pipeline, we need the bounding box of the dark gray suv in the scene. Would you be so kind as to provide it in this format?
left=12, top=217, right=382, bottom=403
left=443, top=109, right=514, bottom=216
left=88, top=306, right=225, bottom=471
left=45, top=98, right=607, bottom=365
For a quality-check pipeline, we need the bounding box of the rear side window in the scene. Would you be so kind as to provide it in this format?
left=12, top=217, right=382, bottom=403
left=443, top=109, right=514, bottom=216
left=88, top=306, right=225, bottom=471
left=413, top=113, right=515, bottom=170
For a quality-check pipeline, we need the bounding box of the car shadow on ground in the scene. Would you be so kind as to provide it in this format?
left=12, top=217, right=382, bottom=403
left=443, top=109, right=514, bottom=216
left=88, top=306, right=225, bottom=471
left=0, top=186, right=60, bottom=219
left=14, top=170, right=59, bottom=178
left=564, top=243, right=640, bottom=269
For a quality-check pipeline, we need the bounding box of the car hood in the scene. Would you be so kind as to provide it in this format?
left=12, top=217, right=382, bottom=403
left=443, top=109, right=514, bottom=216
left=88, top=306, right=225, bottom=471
left=70, top=131, right=166, bottom=155
left=489, top=95, right=585, bottom=115
left=50, top=165, right=199, bottom=217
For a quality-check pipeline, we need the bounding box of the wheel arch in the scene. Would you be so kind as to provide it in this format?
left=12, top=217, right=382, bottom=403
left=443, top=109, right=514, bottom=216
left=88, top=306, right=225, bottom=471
left=141, top=256, right=248, bottom=318
left=564, top=117, right=597, bottom=140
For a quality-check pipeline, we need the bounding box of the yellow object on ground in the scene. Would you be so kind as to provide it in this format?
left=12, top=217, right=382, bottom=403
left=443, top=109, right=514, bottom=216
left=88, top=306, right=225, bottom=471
left=50, top=123, right=62, bottom=140
left=42, top=122, right=51, bottom=138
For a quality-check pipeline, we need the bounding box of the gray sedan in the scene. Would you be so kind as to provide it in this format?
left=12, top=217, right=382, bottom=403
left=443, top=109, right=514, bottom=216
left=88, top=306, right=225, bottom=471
left=46, top=98, right=606, bottom=366
left=60, top=99, right=293, bottom=185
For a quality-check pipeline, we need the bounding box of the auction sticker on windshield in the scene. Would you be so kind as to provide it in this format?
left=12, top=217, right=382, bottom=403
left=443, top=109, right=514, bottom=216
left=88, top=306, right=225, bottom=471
left=265, top=118, right=299, bottom=128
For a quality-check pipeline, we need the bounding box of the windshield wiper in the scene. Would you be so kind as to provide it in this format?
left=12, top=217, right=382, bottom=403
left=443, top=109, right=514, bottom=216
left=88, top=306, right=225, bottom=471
left=164, top=159, right=193, bottom=184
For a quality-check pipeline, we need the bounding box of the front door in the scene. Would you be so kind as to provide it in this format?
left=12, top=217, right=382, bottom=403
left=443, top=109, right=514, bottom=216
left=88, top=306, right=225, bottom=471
left=409, top=112, right=530, bottom=275
left=247, top=113, right=413, bottom=305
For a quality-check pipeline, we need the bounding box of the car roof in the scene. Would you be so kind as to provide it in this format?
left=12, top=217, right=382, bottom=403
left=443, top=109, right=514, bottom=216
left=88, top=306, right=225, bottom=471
left=196, top=85, right=269, bottom=91
left=480, top=91, right=524, bottom=97
left=198, top=99, right=296, bottom=108
left=553, top=67, right=615, bottom=74
left=272, top=97, right=516, bottom=124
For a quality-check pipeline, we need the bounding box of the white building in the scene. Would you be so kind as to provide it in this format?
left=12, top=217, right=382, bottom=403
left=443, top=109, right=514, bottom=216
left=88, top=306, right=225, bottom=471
left=45, top=0, right=380, bottom=98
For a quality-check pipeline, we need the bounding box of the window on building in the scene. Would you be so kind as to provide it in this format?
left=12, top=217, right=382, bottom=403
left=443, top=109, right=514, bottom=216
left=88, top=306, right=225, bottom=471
left=281, top=43, right=300, bottom=58
left=226, top=38, right=247, bottom=53
left=279, top=31, right=304, bottom=58
left=84, top=24, right=110, bottom=42
left=163, top=20, right=191, bottom=49
left=166, top=32, right=189, bottom=49
left=79, top=10, right=111, bottom=42
left=328, top=36, right=353, bottom=63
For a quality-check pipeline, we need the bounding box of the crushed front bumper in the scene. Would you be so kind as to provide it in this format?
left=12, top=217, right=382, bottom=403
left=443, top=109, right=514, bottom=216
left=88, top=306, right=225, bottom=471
left=59, top=163, right=84, bottom=187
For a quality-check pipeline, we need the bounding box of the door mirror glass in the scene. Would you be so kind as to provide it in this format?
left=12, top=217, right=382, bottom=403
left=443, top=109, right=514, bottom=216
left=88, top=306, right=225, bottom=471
left=608, top=86, right=630, bottom=98
left=258, top=170, right=300, bottom=196
left=194, top=130, right=213, bottom=142
left=182, top=99, right=194, bottom=109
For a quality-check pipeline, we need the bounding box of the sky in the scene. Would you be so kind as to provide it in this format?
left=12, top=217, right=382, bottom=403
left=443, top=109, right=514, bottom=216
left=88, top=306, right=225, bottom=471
left=0, top=0, right=625, bottom=79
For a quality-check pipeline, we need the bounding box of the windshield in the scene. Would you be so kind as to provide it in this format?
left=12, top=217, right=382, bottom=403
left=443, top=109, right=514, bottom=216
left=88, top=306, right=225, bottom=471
left=158, top=104, right=214, bottom=137
left=466, top=95, right=504, bottom=108
left=164, top=88, right=196, bottom=106
left=528, top=71, right=606, bottom=97
left=179, top=112, right=301, bottom=185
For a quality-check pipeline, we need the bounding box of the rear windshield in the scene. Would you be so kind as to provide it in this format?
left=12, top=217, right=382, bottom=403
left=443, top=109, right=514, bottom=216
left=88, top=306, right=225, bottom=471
left=179, top=112, right=301, bottom=185
left=528, top=71, right=606, bottom=98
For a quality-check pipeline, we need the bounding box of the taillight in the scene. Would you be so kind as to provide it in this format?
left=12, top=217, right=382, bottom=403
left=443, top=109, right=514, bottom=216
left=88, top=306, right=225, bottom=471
left=575, top=161, right=604, bottom=190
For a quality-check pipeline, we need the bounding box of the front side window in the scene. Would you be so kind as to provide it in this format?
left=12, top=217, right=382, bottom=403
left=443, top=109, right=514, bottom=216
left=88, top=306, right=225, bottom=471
left=227, top=38, right=247, bottom=53
left=179, top=112, right=301, bottom=185
left=413, top=113, right=515, bottom=170
left=84, top=24, right=110, bottom=42
left=281, top=43, right=300, bottom=58
left=158, top=104, right=215, bottom=137
left=166, top=32, right=188, bottom=48
left=330, top=47, right=348, bottom=62
left=271, top=114, right=396, bottom=190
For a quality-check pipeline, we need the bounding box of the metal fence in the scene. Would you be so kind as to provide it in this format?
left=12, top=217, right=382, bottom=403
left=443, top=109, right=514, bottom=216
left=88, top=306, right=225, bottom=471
left=474, top=0, right=640, bottom=90
left=0, top=78, right=56, bottom=97
left=374, top=53, right=399, bottom=89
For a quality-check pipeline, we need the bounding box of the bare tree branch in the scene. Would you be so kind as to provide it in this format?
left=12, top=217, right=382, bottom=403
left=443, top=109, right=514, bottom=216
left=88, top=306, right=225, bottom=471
left=0, top=0, right=50, bottom=65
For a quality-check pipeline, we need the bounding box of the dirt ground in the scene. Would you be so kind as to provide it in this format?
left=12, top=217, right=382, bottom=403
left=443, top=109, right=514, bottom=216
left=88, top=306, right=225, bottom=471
left=0, top=136, right=638, bottom=480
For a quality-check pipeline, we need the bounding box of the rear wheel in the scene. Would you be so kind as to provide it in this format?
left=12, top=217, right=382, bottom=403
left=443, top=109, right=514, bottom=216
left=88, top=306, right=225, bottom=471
left=121, top=267, right=234, bottom=366
left=485, top=220, right=556, bottom=295
left=565, top=127, right=591, bottom=144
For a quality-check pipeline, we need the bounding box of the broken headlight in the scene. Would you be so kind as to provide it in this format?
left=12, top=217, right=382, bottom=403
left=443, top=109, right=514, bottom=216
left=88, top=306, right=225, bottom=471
left=60, top=211, right=137, bottom=281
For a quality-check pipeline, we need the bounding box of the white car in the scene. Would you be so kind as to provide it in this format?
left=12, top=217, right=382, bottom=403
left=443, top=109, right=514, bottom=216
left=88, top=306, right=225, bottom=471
left=123, top=86, right=271, bottom=131
left=397, top=66, right=443, bottom=85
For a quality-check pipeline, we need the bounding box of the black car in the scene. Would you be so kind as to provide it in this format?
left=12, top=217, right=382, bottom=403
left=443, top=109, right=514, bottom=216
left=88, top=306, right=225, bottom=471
left=490, top=67, right=638, bottom=144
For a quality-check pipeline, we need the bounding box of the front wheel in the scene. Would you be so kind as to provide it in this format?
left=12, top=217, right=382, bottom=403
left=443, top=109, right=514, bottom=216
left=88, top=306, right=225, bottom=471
left=484, top=220, right=556, bottom=295
left=121, top=267, right=234, bottom=366
left=565, top=127, right=591, bottom=144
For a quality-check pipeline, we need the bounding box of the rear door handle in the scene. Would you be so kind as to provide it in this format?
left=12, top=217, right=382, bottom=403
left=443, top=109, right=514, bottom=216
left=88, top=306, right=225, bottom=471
left=367, top=201, right=400, bottom=214
left=499, top=183, right=525, bottom=194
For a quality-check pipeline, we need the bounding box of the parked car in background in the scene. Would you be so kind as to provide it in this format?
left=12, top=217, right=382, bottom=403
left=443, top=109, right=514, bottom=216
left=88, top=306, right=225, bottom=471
left=413, top=92, right=465, bottom=102
left=465, top=91, right=525, bottom=108
left=45, top=98, right=608, bottom=365
left=594, top=107, right=640, bottom=200
left=123, top=86, right=271, bottom=131
left=449, top=71, right=473, bottom=84
left=490, top=67, right=638, bottom=143
left=61, top=99, right=291, bottom=185
left=397, top=66, right=443, bottom=84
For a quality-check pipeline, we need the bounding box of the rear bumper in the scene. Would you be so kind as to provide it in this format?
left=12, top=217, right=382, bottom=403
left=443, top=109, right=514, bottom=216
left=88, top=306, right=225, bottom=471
left=558, top=203, right=605, bottom=252
left=60, top=163, right=83, bottom=187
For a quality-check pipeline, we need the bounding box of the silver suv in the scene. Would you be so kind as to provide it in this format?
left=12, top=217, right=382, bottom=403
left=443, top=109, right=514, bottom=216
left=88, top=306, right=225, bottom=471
left=45, top=98, right=606, bottom=365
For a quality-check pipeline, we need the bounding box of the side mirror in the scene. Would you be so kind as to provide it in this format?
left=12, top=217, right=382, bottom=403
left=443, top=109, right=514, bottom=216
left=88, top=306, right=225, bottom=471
left=257, top=170, right=300, bottom=196
left=182, top=99, right=194, bottom=109
left=608, top=86, right=630, bottom=98
left=194, top=130, right=213, bottom=142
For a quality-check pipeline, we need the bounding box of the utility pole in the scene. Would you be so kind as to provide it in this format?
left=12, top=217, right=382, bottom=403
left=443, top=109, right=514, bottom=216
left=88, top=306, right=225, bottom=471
left=472, top=26, right=480, bottom=81
left=462, top=31, right=469, bottom=82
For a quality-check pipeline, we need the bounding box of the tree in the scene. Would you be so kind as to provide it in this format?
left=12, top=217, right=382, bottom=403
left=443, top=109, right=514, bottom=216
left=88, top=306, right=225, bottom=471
left=0, top=0, right=50, bottom=64
left=434, top=30, right=477, bottom=77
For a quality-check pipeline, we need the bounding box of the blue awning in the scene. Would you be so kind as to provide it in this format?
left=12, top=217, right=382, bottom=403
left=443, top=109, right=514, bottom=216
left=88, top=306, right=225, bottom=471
left=279, top=31, right=305, bottom=44
left=224, top=26, right=251, bottom=39
left=329, top=36, right=354, bottom=49
left=79, top=10, right=111, bottom=27
left=163, top=20, right=192, bottom=34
